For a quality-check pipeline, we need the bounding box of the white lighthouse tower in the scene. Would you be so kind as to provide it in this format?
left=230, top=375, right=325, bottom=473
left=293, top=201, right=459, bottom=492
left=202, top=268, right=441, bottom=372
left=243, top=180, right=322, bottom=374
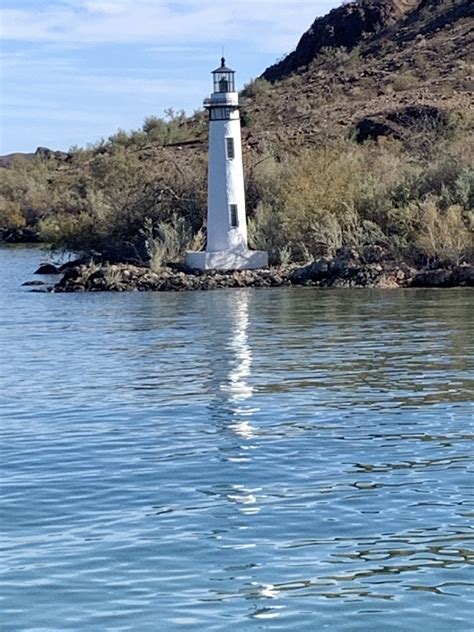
left=186, top=59, right=268, bottom=271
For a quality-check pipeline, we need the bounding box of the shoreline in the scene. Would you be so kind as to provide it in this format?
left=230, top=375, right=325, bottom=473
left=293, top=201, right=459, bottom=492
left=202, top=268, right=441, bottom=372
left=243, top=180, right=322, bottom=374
left=27, top=251, right=474, bottom=292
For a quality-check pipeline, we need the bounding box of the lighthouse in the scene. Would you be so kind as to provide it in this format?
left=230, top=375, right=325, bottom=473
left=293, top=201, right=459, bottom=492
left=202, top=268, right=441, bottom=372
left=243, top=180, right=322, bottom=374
left=186, top=59, right=268, bottom=271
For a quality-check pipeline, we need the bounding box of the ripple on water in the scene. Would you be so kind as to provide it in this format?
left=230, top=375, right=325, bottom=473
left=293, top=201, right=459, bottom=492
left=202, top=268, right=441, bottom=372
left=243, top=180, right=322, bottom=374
left=1, top=247, right=473, bottom=631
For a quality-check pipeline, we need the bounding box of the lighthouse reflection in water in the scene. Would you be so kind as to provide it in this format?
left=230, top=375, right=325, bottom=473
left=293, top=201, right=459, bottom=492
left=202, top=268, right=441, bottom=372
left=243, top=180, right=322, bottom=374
left=206, top=290, right=262, bottom=516
left=202, top=289, right=283, bottom=615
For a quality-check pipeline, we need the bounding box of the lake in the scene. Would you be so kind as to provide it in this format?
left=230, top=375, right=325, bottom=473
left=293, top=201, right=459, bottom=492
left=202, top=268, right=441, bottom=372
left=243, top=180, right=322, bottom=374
left=1, top=246, right=473, bottom=631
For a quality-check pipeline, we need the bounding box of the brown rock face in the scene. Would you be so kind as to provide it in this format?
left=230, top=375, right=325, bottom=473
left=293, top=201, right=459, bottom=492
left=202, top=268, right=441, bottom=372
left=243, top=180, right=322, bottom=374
left=263, top=0, right=421, bottom=81
left=355, top=105, right=451, bottom=143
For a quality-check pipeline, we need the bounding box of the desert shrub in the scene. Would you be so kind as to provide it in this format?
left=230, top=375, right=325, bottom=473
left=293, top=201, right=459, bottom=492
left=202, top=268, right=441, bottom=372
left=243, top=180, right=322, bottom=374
left=189, top=109, right=208, bottom=136
left=244, top=154, right=281, bottom=213
left=241, top=78, right=272, bottom=99
left=271, top=145, right=375, bottom=258
left=142, top=109, right=191, bottom=145
left=404, top=110, right=457, bottom=158
left=390, top=70, right=419, bottom=92
left=246, top=131, right=473, bottom=264
left=102, top=265, right=128, bottom=291
left=142, top=216, right=204, bottom=271
left=247, top=146, right=362, bottom=261
left=0, top=157, right=53, bottom=227
left=0, top=198, right=26, bottom=229
left=310, top=46, right=361, bottom=72
left=108, top=128, right=132, bottom=148
left=442, top=168, right=474, bottom=209
left=106, top=128, right=149, bottom=150
left=86, top=138, right=108, bottom=155
left=248, top=202, right=288, bottom=264
left=34, top=145, right=207, bottom=261
left=414, top=199, right=472, bottom=266
left=128, top=130, right=148, bottom=148
left=68, top=145, right=95, bottom=164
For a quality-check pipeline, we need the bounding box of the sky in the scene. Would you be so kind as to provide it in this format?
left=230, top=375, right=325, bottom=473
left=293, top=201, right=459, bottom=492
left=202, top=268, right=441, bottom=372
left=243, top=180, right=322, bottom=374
left=0, top=0, right=340, bottom=154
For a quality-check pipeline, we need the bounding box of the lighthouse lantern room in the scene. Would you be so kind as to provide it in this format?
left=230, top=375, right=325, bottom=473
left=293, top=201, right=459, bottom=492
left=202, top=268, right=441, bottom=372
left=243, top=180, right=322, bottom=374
left=186, top=59, right=268, bottom=271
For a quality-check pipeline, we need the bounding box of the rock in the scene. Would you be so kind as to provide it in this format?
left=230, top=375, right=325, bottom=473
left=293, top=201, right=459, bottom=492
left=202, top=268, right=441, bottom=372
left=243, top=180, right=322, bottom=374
left=34, top=263, right=60, bottom=274
left=22, top=280, right=45, bottom=286
left=50, top=259, right=473, bottom=293
left=376, top=275, right=401, bottom=289
left=30, top=287, right=53, bottom=293
left=411, top=264, right=474, bottom=288
left=35, top=146, right=70, bottom=162
left=362, top=245, right=390, bottom=264
left=410, top=265, right=474, bottom=287
left=290, top=258, right=331, bottom=284
left=452, top=265, right=474, bottom=286
left=355, top=115, right=404, bottom=142
left=411, top=268, right=454, bottom=287
left=1, top=228, right=40, bottom=244
left=330, top=248, right=360, bottom=274
left=58, top=258, right=90, bottom=272
left=355, top=105, right=451, bottom=143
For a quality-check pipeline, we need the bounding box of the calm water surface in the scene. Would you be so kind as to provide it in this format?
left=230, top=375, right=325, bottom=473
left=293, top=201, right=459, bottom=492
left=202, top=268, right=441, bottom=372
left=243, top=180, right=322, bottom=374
left=1, top=246, right=473, bottom=631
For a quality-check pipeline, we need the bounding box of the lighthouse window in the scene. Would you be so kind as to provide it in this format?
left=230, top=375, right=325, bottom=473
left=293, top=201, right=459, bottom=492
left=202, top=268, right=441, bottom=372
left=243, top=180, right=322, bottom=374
left=230, top=204, right=239, bottom=228
left=226, top=137, right=235, bottom=160
left=219, top=77, right=229, bottom=92
left=210, top=107, right=232, bottom=121
left=213, top=70, right=235, bottom=94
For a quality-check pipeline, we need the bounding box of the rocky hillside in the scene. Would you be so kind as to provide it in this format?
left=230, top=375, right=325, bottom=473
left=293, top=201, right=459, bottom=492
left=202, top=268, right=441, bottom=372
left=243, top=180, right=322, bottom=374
left=242, top=0, right=473, bottom=149
left=263, top=0, right=422, bottom=81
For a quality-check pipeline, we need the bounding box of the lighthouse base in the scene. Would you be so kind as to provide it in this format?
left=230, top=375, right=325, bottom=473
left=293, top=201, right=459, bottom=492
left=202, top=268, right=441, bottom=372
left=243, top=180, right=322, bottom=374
left=186, top=249, right=268, bottom=271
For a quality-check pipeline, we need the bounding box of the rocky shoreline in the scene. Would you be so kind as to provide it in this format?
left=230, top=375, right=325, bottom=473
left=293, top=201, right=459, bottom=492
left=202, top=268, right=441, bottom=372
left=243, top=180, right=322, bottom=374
left=1, top=227, right=40, bottom=244
left=27, top=249, right=474, bottom=292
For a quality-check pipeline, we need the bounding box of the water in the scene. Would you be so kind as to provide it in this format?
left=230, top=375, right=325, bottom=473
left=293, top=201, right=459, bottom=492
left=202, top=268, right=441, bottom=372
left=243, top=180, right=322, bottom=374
left=1, top=246, right=473, bottom=632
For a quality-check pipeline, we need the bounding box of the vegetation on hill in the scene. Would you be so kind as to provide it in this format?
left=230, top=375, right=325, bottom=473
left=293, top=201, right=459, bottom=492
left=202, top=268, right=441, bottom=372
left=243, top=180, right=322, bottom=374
left=0, top=0, right=472, bottom=268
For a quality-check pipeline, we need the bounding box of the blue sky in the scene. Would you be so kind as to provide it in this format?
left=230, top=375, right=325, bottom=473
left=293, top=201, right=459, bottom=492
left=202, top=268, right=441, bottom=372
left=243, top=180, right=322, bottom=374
left=0, top=0, right=340, bottom=154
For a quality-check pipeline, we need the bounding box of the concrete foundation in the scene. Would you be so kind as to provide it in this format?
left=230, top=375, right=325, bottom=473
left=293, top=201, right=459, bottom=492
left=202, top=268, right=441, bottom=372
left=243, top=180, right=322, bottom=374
left=186, top=249, right=268, bottom=271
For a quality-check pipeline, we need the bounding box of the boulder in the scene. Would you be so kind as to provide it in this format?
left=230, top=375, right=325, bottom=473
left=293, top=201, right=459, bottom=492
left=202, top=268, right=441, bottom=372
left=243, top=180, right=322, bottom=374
left=22, top=280, right=46, bottom=286
left=330, top=248, right=361, bottom=274
left=452, top=265, right=474, bottom=287
left=58, top=258, right=90, bottom=272
left=1, top=228, right=40, bottom=244
left=355, top=105, right=450, bottom=143
left=411, top=265, right=474, bottom=288
left=411, top=268, right=454, bottom=287
left=290, top=259, right=330, bottom=284
left=361, top=244, right=391, bottom=263
left=35, top=146, right=70, bottom=162
left=34, top=263, right=60, bottom=274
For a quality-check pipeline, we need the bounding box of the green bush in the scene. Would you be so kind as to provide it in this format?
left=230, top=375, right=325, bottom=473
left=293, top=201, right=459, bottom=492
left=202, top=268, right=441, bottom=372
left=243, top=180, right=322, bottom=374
left=246, top=134, right=473, bottom=265
left=241, top=78, right=272, bottom=99
left=0, top=156, right=53, bottom=227
left=142, top=215, right=205, bottom=271
left=142, top=109, right=191, bottom=145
